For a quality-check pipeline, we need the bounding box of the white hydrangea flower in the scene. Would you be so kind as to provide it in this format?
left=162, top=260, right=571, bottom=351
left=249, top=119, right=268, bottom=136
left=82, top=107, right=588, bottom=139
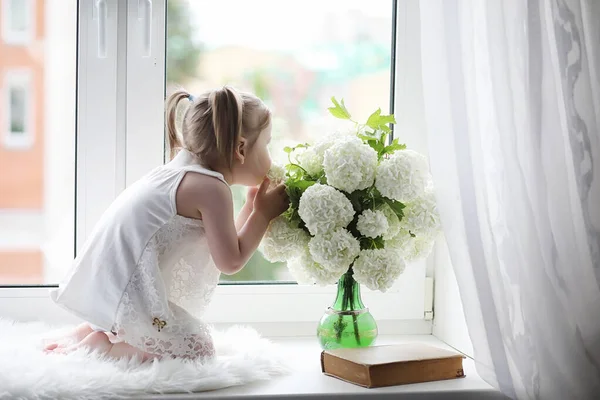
left=297, top=148, right=323, bottom=177
left=298, top=184, right=355, bottom=235
left=353, top=248, right=406, bottom=292
left=295, top=131, right=362, bottom=179
left=261, top=216, right=310, bottom=262
left=376, top=203, right=401, bottom=240
left=399, top=189, right=441, bottom=237
left=288, top=250, right=340, bottom=286
left=385, top=229, right=436, bottom=262
left=385, top=228, right=412, bottom=253
left=356, top=209, right=389, bottom=239
left=323, top=140, right=378, bottom=193
left=286, top=256, right=316, bottom=286
left=309, top=229, right=360, bottom=271
left=405, top=236, right=435, bottom=262
left=266, top=163, right=286, bottom=188
left=312, top=131, right=362, bottom=161
left=375, top=150, right=431, bottom=203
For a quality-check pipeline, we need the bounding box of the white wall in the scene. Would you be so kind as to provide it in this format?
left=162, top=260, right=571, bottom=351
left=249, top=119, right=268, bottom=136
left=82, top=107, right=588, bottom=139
left=431, top=237, right=474, bottom=357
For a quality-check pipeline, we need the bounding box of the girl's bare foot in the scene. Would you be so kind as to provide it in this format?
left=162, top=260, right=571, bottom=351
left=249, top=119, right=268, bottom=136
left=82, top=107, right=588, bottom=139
left=53, top=331, right=156, bottom=362
left=43, top=322, right=94, bottom=352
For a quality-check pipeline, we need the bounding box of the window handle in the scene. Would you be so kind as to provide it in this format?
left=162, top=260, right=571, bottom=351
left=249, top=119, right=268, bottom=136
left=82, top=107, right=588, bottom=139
left=138, top=0, right=152, bottom=57
left=94, top=0, right=108, bottom=58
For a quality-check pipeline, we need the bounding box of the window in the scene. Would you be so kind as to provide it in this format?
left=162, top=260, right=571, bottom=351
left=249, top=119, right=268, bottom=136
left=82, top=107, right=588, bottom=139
left=3, top=70, right=32, bottom=149
left=165, top=0, right=394, bottom=283
left=1, top=0, right=33, bottom=45
left=0, top=0, right=443, bottom=337
left=0, top=1, right=76, bottom=285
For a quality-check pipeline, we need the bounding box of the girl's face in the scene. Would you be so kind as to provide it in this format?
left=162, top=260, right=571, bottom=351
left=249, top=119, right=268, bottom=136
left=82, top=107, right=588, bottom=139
left=232, top=123, right=272, bottom=186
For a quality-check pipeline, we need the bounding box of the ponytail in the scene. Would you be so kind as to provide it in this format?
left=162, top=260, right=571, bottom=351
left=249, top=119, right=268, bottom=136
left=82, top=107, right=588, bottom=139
left=165, top=89, right=192, bottom=160
left=209, top=86, right=243, bottom=168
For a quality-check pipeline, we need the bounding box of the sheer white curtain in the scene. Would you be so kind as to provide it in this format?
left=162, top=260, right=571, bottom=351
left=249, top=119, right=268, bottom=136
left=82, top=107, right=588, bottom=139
left=419, top=0, right=600, bottom=399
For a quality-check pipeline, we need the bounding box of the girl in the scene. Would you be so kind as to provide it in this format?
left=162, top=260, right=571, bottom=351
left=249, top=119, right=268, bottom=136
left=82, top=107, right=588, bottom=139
left=44, top=86, right=289, bottom=361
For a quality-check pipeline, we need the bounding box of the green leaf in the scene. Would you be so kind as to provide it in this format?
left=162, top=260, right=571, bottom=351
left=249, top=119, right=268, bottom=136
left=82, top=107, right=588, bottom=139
left=285, top=186, right=302, bottom=212
left=372, top=197, right=385, bottom=208
left=359, top=237, right=371, bottom=250
left=384, top=199, right=406, bottom=221
left=379, top=114, right=396, bottom=125
left=359, top=236, right=386, bottom=250
left=284, top=143, right=310, bottom=154
left=285, top=180, right=317, bottom=235
left=367, top=139, right=385, bottom=154
left=372, top=236, right=385, bottom=249
left=381, top=139, right=407, bottom=156
left=315, top=172, right=328, bottom=185
left=365, top=107, right=396, bottom=133
left=295, top=180, right=317, bottom=190
left=366, top=108, right=382, bottom=129
left=358, top=134, right=376, bottom=142
left=328, top=96, right=352, bottom=120
left=347, top=190, right=365, bottom=215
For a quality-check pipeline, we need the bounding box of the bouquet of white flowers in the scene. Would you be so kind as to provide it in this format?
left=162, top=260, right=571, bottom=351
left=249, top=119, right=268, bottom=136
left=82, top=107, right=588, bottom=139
left=261, top=97, right=441, bottom=348
left=263, top=97, right=440, bottom=287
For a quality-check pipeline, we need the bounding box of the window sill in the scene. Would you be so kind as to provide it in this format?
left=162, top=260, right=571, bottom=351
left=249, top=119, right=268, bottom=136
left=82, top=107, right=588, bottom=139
left=140, top=335, right=506, bottom=400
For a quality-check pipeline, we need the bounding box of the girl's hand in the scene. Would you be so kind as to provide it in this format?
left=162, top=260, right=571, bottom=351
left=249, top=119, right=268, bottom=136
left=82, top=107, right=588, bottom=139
left=254, top=178, right=289, bottom=221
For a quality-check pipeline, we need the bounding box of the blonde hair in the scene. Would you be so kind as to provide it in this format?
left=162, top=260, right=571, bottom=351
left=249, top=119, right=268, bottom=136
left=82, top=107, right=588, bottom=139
left=165, top=86, right=271, bottom=167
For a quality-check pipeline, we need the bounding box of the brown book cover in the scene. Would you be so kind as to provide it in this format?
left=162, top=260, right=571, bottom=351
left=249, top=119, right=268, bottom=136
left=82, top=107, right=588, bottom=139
left=320, top=343, right=466, bottom=388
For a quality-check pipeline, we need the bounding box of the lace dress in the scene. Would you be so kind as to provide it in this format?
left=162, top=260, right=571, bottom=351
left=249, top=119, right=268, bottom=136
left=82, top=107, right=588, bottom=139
left=50, top=149, right=224, bottom=360
left=111, top=216, right=221, bottom=359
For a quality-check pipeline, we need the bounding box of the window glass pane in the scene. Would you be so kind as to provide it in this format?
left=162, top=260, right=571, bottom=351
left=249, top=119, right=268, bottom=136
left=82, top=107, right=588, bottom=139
left=166, top=0, right=393, bottom=283
left=9, top=0, right=28, bottom=32
left=9, top=84, right=26, bottom=133
left=0, top=0, right=77, bottom=285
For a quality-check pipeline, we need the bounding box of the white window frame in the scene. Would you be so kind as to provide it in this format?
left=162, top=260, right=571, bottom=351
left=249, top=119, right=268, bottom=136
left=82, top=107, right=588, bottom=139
left=1, top=0, right=34, bottom=45
left=0, top=0, right=472, bottom=344
left=3, top=69, right=33, bottom=149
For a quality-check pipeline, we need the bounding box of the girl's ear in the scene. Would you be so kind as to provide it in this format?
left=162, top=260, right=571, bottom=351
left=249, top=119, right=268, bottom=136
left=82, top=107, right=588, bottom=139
left=235, top=137, right=246, bottom=165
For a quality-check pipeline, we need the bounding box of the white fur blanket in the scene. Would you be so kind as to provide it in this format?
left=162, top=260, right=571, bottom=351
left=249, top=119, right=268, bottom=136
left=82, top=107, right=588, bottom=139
left=0, top=320, right=290, bottom=399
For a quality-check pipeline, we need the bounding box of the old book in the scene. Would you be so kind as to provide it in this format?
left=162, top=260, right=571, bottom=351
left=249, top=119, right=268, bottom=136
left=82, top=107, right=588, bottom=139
left=321, top=343, right=466, bottom=388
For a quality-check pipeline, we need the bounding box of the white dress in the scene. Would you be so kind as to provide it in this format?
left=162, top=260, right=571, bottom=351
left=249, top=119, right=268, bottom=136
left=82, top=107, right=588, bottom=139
left=50, top=149, right=225, bottom=360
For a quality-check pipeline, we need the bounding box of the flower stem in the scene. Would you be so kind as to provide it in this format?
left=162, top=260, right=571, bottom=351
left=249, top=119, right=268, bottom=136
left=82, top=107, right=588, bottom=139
left=333, top=268, right=362, bottom=345
left=352, top=314, right=361, bottom=345
left=286, top=152, right=310, bottom=176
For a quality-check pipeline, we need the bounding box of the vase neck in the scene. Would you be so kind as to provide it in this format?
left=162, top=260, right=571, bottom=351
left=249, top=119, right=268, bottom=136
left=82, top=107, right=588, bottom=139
left=331, top=269, right=365, bottom=311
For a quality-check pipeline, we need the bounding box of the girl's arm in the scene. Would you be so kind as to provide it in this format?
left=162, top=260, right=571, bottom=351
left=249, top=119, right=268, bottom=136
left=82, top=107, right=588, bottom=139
left=177, top=174, right=288, bottom=275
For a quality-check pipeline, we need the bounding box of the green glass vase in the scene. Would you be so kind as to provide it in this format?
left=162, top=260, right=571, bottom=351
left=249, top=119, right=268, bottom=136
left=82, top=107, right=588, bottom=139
left=316, top=268, right=378, bottom=350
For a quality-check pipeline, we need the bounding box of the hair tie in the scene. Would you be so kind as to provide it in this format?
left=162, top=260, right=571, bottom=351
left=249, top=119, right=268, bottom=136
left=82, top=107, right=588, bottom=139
left=188, top=94, right=195, bottom=102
